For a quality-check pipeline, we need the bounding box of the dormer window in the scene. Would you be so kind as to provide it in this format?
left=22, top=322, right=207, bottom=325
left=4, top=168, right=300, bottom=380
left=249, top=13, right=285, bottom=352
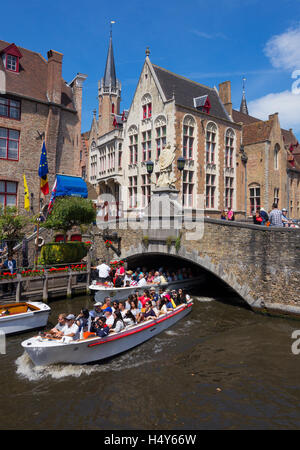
left=1, top=43, right=22, bottom=73
left=193, top=95, right=211, bottom=114
left=6, top=54, right=18, bottom=72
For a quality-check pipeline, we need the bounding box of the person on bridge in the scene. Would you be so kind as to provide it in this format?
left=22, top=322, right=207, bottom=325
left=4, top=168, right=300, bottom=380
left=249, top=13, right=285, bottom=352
left=269, top=203, right=283, bottom=227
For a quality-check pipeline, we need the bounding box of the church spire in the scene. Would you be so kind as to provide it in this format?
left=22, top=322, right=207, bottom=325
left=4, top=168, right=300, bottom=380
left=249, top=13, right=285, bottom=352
left=103, top=26, right=117, bottom=88
left=240, top=76, right=249, bottom=115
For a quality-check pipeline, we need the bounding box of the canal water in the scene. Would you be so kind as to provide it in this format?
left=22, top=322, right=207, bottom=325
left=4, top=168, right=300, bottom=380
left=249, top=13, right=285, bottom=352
left=1, top=289, right=300, bottom=430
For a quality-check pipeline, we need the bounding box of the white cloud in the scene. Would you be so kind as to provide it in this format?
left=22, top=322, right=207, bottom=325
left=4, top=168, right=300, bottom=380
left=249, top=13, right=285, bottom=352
left=264, top=24, right=300, bottom=71
left=248, top=90, right=300, bottom=134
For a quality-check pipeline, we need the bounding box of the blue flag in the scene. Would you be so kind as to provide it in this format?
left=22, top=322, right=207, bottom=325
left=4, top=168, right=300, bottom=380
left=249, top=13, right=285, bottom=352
left=38, top=141, right=49, bottom=195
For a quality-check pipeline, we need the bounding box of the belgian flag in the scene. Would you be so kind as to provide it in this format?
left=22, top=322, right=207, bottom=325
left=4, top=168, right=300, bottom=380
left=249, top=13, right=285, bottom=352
left=38, top=141, right=49, bottom=195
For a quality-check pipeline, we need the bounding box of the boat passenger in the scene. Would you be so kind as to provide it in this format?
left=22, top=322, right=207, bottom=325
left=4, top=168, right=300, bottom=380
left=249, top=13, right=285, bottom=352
left=125, top=296, right=132, bottom=310
left=149, top=287, right=159, bottom=304
left=89, top=302, right=103, bottom=320
left=171, top=290, right=181, bottom=306
left=146, top=271, right=155, bottom=284
left=75, top=308, right=90, bottom=332
left=137, top=273, right=147, bottom=287
left=138, top=290, right=150, bottom=309
left=104, top=309, right=114, bottom=328
left=158, top=298, right=168, bottom=314
left=111, top=311, right=125, bottom=333
left=164, top=294, right=175, bottom=309
left=47, top=313, right=67, bottom=338
left=112, top=301, right=119, bottom=313
left=178, top=288, right=188, bottom=304
left=130, top=299, right=141, bottom=321
left=123, top=310, right=136, bottom=327
left=143, top=301, right=158, bottom=321
left=118, top=301, right=128, bottom=319
left=153, top=271, right=161, bottom=284
left=101, top=297, right=112, bottom=311
left=63, top=314, right=80, bottom=340
left=94, top=317, right=110, bottom=338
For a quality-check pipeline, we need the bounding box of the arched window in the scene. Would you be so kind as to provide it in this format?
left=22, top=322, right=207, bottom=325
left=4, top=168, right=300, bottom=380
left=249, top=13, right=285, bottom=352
left=141, top=94, right=152, bottom=119
left=206, top=122, right=217, bottom=164
left=183, top=115, right=195, bottom=160
left=155, top=115, right=166, bottom=159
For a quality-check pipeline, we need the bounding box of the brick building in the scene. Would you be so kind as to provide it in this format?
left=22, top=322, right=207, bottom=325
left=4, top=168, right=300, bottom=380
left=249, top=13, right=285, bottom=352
left=0, top=40, right=87, bottom=214
left=232, top=103, right=300, bottom=218
left=88, top=43, right=300, bottom=221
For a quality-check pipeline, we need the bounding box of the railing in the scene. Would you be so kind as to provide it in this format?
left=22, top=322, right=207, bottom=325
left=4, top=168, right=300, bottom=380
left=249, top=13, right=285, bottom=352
left=0, top=256, right=93, bottom=303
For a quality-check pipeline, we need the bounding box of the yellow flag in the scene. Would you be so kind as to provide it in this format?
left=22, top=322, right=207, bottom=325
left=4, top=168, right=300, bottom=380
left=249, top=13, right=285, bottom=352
left=23, top=174, right=30, bottom=211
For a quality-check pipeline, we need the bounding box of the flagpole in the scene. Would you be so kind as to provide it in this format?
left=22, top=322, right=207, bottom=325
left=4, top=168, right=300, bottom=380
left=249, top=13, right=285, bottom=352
left=34, top=186, right=41, bottom=268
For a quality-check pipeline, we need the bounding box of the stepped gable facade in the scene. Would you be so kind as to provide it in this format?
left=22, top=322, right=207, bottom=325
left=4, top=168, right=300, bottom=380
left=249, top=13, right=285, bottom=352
left=0, top=40, right=87, bottom=213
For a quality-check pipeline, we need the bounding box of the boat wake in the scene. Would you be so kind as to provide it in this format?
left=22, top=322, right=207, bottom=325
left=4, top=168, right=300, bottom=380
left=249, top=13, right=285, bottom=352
left=194, top=296, right=215, bottom=302
left=15, top=348, right=155, bottom=381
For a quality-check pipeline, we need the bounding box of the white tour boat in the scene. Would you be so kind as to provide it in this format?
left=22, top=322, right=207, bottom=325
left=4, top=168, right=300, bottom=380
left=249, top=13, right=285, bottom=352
left=89, top=276, right=202, bottom=304
left=0, top=301, right=51, bottom=335
left=21, top=299, right=193, bottom=366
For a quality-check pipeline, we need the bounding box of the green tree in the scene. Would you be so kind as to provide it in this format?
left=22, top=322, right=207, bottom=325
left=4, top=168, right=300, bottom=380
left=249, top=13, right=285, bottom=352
left=0, top=206, right=28, bottom=257
left=44, top=197, right=96, bottom=242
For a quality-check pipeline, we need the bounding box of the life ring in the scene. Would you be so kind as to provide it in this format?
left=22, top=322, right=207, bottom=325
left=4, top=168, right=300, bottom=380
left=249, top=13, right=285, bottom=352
left=35, top=237, right=45, bottom=247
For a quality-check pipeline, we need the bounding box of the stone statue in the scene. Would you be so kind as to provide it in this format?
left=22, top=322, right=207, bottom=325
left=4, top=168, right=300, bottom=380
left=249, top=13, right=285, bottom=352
left=156, top=143, right=177, bottom=188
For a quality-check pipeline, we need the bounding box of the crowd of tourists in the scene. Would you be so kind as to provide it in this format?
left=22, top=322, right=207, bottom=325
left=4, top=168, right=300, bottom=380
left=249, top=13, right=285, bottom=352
left=94, top=262, right=195, bottom=287
left=252, top=204, right=299, bottom=227
left=44, top=287, right=190, bottom=340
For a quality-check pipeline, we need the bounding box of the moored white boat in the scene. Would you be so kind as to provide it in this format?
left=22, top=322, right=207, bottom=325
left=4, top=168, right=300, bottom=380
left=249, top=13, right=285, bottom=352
left=89, top=276, right=202, bottom=304
left=0, top=302, right=51, bottom=335
left=21, top=299, right=193, bottom=366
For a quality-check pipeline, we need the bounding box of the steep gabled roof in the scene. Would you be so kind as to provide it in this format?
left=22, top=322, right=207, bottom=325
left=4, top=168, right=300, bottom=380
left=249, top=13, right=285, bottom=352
left=232, top=109, right=261, bottom=125
left=242, top=119, right=273, bottom=145
left=152, top=64, right=230, bottom=121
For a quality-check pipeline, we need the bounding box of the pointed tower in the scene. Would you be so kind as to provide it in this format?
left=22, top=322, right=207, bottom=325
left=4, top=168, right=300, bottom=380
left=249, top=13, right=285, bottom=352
left=98, top=27, right=121, bottom=136
left=240, top=77, right=249, bottom=115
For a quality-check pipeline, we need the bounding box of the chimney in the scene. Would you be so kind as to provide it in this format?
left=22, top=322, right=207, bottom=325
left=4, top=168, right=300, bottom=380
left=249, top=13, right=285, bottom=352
left=268, top=112, right=278, bottom=120
left=218, top=81, right=232, bottom=117
left=47, top=50, right=63, bottom=104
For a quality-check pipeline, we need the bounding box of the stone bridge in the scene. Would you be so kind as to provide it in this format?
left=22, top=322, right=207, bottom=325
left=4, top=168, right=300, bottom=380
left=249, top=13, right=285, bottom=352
left=96, top=217, right=300, bottom=318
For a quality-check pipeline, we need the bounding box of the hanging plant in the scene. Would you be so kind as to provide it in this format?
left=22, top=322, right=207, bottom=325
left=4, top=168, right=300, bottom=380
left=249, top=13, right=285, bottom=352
left=105, top=240, right=112, bottom=248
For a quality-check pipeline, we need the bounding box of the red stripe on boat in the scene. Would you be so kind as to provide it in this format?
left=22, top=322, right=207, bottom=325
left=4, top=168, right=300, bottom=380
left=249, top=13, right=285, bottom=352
left=87, top=302, right=192, bottom=348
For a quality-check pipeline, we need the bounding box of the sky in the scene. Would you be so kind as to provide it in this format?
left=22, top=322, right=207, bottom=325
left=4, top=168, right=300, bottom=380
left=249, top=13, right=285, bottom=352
left=1, top=0, right=300, bottom=139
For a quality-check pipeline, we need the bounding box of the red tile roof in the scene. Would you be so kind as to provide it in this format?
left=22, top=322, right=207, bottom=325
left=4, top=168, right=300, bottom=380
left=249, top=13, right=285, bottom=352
left=0, top=40, right=75, bottom=110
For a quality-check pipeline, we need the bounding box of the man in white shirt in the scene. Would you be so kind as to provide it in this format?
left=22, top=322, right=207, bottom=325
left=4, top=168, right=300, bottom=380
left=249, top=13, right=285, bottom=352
left=137, top=274, right=147, bottom=287
left=104, top=310, right=115, bottom=328
left=96, top=260, right=111, bottom=283
left=63, top=314, right=80, bottom=340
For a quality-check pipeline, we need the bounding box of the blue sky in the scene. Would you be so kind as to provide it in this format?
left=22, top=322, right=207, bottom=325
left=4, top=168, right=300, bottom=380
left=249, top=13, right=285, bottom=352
left=1, top=0, right=300, bottom=139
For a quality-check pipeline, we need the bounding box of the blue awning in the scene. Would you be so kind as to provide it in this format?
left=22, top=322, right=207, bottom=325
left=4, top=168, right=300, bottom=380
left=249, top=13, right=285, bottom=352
left=55, top=174, right=88, bottom=198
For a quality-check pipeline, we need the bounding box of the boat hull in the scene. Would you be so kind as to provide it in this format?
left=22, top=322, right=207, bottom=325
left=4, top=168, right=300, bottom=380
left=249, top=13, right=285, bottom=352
left=21, top=301, right=193, bottom=366
left=0, top=302, right=51, bottom=335
left=89, top=276, right=202, bottom=303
